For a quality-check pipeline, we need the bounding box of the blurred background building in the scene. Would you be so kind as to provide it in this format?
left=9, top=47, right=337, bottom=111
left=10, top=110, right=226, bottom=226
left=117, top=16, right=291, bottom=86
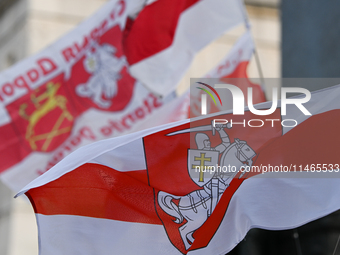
left=0, top=0, right=27, bottom=254
left=0, top=0, right=282, bottom=254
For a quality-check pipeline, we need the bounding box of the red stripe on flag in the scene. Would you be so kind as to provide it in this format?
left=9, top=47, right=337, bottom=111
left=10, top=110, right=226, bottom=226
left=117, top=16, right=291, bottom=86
left=255, top=109, right=340, bottom=167
left=0, top=123, right=31, bottom=172
left=27, top=163, right=162, bottom=225
left=221, top=61, right=266, bottom=104
left=123, top=0, right=200, bottom=65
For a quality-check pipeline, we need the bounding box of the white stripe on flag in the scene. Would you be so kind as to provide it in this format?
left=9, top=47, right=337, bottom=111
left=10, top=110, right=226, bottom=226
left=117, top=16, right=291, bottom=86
left=205, top=31, right=254, bottom=78
left=282, top=84, right=340, bottom=134
left=36, top=214, right=180, bottom=255
left=16, top=117, right=190, bottom=197
left=130, top=0, right=244, bottom=96
left=190, top=173, right=340, bottom=255
left=89, top=138, right=146, bottom=171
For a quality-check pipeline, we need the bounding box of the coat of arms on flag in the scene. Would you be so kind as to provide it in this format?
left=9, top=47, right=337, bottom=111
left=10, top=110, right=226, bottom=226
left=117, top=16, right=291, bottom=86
left=20, top=82, right=74, bottom=151
left=155, top=120, right=258, bottom=252
left=6, top=74, right=75, bottom=152
left=67, top=24, right=136, bottom=113
left=75, top=42, right=127, bottom=109
left=146, top=111, right=278, bottom=253
left=0, top=0, right=192, bottom=192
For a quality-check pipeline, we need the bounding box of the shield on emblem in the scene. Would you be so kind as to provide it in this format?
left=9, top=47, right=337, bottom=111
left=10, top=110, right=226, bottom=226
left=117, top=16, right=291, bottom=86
left=188, top=149, right=219, bottom=187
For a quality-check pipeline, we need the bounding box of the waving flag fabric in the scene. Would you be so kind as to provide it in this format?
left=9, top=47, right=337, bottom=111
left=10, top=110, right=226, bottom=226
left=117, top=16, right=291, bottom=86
left=123, top=0, right=244, bottom=97
left=190, top=31, right=266, bottom=117
left=206, top=31, right=265, bottom=102
left=19, top=84, right=340, bottom=254
left=0, top=0, right=190, bottom=192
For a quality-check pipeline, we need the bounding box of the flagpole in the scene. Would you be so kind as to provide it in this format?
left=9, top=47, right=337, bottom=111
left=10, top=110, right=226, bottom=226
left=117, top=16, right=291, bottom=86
left=293, top=229, right=303, bottom=255
left=236, top=0, right=266, bottom=95
left=332, top=234, right=340, bottom=255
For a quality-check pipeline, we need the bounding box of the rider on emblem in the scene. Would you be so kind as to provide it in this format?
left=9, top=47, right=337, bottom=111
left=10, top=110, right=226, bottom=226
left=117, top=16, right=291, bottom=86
left=76, top=42, right=127, bottom=108
left=158, top=123, right=256, bottom=250
left=194, top=123, right=232, bottom=215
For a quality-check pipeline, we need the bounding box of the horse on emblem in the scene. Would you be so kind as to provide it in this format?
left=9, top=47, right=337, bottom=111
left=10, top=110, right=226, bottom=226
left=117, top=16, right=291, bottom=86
left=159, top=125, right=256, bottom=250
left=75, top=42, right=127, bottom=108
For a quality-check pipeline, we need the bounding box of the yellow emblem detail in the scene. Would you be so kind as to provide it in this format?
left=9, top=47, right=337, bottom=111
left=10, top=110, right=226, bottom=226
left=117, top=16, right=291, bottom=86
left=19, top=82, right=73, bottom=151
left=191, top=153, right=212, bottom=182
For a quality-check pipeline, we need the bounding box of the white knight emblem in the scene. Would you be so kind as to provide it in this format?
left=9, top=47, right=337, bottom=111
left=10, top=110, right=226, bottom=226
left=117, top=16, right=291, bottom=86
left=75, top=42, right=127, bottom=108
left=158, top=122, right=256, bottom=250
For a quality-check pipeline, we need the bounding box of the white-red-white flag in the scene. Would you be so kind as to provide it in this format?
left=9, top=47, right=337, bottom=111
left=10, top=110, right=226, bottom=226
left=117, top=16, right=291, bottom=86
left=190, top=31, right=266, bottom=117
left=0, top=0, right=189, bottom=192
left=123, top=0, right=244, bottom=97
left=18, top=84, right=340, bottom=254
